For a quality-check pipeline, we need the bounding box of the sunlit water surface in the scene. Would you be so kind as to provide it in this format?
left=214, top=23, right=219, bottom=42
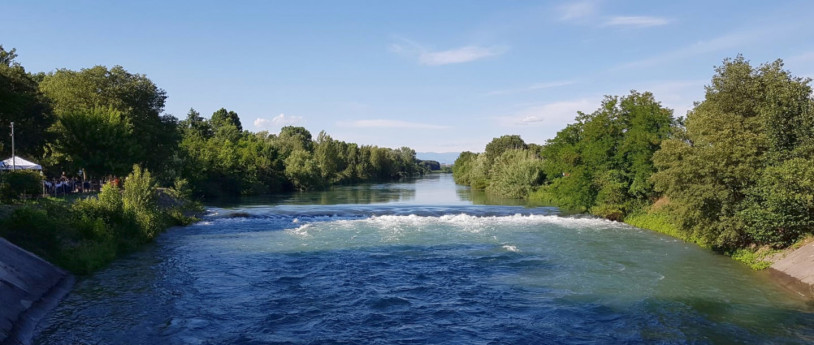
left=34, top=174, right=813, bottom=344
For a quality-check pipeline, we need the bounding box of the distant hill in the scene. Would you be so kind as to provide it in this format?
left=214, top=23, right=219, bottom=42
left=416, top=152, right=461, bottom=165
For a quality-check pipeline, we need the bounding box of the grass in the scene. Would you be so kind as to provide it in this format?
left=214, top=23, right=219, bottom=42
left=623, top=209, right=697, bottom=244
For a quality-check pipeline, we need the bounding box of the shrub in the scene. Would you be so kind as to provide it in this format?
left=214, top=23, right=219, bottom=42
left=0, top=170, right=43, bottom=202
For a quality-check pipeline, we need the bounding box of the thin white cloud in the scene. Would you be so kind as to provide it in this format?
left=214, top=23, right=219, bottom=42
left=604, top=16, right=670, bottom=28
left=390, top=38, right=507, bottom=66
left=613, top=29, right=765, bottom=71
left=487, top=80, right=577, bottom=96
left=338, top=119, right=448, bottom=130
left=497, top=99, right=595, bottom=127
left=419, top=46, right=506, bottom=66
left=253, top=113, right=303, bottom=130
left=559, top=1, right=598, bottom=21
left=787, top=51, right=814, bottom=63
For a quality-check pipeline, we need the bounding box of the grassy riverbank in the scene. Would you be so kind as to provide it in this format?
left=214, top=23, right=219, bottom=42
left=0, top=166, right=200, bottom=275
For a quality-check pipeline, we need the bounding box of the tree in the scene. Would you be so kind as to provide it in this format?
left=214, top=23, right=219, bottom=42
left=180, top=108, right=212, bottom=138
left=651, top=56, right=813, bottom=249
left=278, top=126, right=313, bottom=154
left=540, top=91, right=674, bottom=214
left=484, top=135, right=527, bottom=168
left=46, top=106, right=135, bottom=177
left=0, top=45, right=53, bottom=158
left=210, top=108, right=242, bottom=132
left=39, top=65, right=177, bottom=175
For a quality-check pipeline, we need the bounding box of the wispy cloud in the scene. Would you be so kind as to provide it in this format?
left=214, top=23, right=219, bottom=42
left=497, top=99, right=595, bottom=127
left=487, top=80, right=577, bottom=96
left=253, top=113, right=303, bottom=130
left=604, top=16, right=670, bottom=28
left=787, top=51, right=814, bottom=63
left=558, top=1, right=598, bottom=21
left=338, top=119, right=448, bottom=129
left=557, top=1, right=670, bottom=29
left=420, top=46, right=506, bottom=66
left=390, top=38, right=507, bottom=66
left=613, top=29, right=768, bottom=70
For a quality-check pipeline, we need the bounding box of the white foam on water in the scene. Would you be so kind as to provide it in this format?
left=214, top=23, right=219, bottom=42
left=502, top=245, right=519, bottom=252
left=278, top=213, right=630, bottom=251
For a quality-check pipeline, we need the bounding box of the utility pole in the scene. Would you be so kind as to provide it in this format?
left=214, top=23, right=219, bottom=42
left=10, top=121, right=15, bottom=170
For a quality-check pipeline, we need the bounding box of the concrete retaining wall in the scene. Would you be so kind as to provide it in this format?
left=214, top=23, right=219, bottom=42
left=770, top=240, right=814, bottom=300
left=0, top=238, right=74, bottom=345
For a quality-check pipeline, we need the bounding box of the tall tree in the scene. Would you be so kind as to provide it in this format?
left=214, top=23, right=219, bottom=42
left=210, top=108, right=242, bottom=132
left=0, top=45, right=53, bottom=158
left=39, top=65, right=177, bottom=174
left=47, top=106, right=135, bottom=177
left=651, top=56, right=814, bottom=249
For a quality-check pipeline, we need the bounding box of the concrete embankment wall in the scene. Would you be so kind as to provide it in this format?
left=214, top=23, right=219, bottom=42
left=769, top=240, right=814, bottom=300
left=0, top=238, right=74, bottom=345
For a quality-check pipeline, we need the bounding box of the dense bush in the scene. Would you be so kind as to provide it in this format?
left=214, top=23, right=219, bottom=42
left=0, top=170, right=43, bottom=202
left=0, top=165, right=197, bottom=274
left=486, top=149, right=545, bottom=199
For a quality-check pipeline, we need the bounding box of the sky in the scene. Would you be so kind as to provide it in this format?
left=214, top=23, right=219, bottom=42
left=2, top=0, right=814, bottom=153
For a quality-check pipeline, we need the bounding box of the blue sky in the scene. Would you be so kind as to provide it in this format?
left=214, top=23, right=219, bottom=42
left=3, top=0, right=813, bottom=153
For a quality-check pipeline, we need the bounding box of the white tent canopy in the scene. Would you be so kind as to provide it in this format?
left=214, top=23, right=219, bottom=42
left=0, top=156, right=42, bottom=171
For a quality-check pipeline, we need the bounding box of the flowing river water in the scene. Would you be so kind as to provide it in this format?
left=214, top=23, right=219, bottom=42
left=34, top=174, right=813, bottom=344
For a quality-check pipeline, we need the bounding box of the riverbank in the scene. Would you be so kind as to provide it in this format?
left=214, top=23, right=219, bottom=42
left=622, top=206, right=814, bottom=300
left=0, top=170, right=200, bottom=276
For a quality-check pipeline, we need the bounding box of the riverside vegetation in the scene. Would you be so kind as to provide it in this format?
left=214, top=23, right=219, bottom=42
left=0, top=45, right=428, bottom=274
left=454, top=56, right=814, bottom=268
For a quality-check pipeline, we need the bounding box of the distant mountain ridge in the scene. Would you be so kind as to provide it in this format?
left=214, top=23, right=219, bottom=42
left=416, top=152, right=461, bottom=165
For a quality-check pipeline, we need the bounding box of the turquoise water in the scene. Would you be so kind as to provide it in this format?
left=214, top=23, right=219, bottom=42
left=34, top=174, right=813, bottom=344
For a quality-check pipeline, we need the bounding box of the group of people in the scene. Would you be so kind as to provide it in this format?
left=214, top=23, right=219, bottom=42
left=42, top=172, right=120, bottom=196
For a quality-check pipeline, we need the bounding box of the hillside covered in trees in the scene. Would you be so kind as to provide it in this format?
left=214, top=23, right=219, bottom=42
left=454, top=56, right=814, bottom=255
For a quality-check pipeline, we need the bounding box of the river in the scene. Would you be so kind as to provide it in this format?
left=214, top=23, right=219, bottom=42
left=33, top=174, right=814, bottom=344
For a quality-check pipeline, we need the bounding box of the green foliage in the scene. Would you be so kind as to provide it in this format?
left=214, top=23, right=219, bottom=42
left=651, top=56, right=814, bottom=250
left=122, top=165, right=160, bottom=240
left=210, top=108, right=242, bottom=132
left=452, top=151, right=477, bottom=185
left=540, top=91, right=674, bottom=215
left=484, top=135, right=527, bottom=167
left=0, top=170, right=43, bottom=202
left=418, top=160, right=441, bottom=171
left=729, top=248, right=778, bottom=270
left=39, top=65, right=178, bottom=177
left=284, top=149, right=324, bottom=191
left=739, top=157, right=814, bottom=247
left=0, top=45, right=53, bottom=158
left=46, top=106, right=135, bottom=177
left=624, top=207, right=695, bottom=245
left=0, top=165, right=197, bottom=274
left=486, top=149, right=544, bottom=199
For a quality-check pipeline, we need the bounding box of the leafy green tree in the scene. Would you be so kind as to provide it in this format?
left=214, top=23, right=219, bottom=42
left=180, top=108, right=212, bottom=138
left=39, top=65, right=178, bottom=175
left=210, top=108, right=242, bottom=132
left=541, top=91, right=674, bottom=214
left=0, top=45, right=53, bottom=158
left=46, top=106, right=135, bottom=177
left=651, top=56, right=813, bottom=249
left=278, top=126, right=313, bottom=155
left=284, top=149, right=323, bottom=190
left=452, top=151, right=478, bottom=185
left=484, top=135, right=527, bottom=168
